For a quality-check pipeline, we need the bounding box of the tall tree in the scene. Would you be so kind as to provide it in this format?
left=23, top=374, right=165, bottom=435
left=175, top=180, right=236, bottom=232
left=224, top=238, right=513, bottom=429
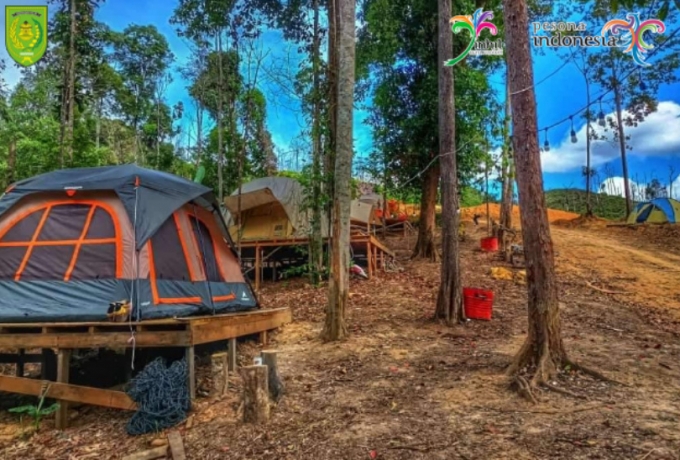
left=498, top=69, right=514, bottom=257
left=322, top=0, right=355, bottom=341
left=503, top=0, right=566, bottom=389
left=433, top=0, right=463, bottom=324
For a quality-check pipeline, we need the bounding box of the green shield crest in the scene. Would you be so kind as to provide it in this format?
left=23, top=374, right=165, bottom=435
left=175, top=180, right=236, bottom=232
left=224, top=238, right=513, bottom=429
left=5, top=5, right=48, bottom=67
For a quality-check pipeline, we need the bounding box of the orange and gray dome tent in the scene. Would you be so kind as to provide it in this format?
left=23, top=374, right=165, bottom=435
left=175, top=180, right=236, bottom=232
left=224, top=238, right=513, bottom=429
left=0, top=165, right=258, bottom=323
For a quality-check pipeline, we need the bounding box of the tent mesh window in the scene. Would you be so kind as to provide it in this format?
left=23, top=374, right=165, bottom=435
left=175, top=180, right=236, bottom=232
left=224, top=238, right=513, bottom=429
left=189, top=216, right=222, bottom=282
left=149, top=216, right=192, bottom=281
left=0, top=203, right=118, bottom=281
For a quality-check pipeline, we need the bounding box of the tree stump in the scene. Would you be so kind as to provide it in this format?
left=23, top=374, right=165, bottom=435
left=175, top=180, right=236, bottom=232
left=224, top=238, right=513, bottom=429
left=240, top=365, right=269, bottom=424
left=261, top=350, right=284, bottom=402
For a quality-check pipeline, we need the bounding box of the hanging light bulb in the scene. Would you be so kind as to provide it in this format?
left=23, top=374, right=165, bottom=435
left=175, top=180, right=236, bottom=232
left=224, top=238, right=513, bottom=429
left=639, top=70, right=647, bottom=91
left=543, top=129, right=550, bottom=151
left=597, top=98, right=606, bottom=127
left=570, top=116, right=578, bottom=143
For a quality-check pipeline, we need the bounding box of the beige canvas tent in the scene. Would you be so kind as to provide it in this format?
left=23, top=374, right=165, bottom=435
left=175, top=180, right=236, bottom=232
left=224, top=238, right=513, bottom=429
left=224, top=177, right=379, bottom=242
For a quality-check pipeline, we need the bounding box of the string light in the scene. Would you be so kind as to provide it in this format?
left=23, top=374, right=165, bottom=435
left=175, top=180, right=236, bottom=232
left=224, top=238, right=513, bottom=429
left=543, top=129, right=550, bottom=151
left=570, top=116, right=577, bottom=143
left=638, top=69, right=647, bottom=91
left=597, top=97, right=606, bottom=127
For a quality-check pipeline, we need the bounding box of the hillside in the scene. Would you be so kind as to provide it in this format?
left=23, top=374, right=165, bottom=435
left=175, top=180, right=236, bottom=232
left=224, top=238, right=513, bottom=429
left=544, top=188, right=629, bottom=220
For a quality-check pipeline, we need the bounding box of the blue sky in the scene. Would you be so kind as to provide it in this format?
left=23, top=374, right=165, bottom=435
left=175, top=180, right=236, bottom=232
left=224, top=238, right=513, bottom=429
left=2, top=0, right=679, bottom=198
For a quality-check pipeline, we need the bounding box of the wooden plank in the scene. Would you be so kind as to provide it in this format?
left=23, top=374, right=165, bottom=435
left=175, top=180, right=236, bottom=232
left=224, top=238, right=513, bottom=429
left=186, top=346, right=195, bottom=401
left=366, top=242, right=373, bottom=279
left=0, top=375, right=137, bottom=410
left=191, top=309, right=292, bottom=345
left=121, top=446, right=168, bottom=460
left=167, top=431, right=186, bottom=460
left=228, top=338, right=237, bottom=371
left=56, top=349, right=71, bottom=429
left=0, top=330, right=191, bottom=349
left=255, top=244, right=261, bottom=292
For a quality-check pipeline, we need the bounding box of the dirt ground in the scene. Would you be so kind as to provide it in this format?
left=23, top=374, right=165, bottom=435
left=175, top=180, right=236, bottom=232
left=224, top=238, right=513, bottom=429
left=2, top=216, right=680, bottom=459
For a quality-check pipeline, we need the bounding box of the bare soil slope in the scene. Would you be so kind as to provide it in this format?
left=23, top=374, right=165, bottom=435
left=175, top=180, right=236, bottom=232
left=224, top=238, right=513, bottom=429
left=1, top=222, right=680, bottom=459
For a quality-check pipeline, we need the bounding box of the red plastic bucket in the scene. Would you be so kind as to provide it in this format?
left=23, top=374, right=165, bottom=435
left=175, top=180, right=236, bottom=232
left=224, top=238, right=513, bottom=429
left=480, top=236, right=498, bottom=252
left=463, top=288, right=494, bottom=320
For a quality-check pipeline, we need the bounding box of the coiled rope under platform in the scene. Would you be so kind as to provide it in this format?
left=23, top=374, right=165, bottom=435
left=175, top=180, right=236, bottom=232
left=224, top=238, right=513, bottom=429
left=126, top=357, right=190, bottom=435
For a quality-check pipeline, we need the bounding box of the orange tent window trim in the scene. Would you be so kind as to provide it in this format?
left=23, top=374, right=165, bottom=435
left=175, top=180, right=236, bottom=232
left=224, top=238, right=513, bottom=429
left=186, top=211, right=230, bottom=283
left=146, top=239, right=202, bottom=306
left=0, top=200, right=123, bottom=281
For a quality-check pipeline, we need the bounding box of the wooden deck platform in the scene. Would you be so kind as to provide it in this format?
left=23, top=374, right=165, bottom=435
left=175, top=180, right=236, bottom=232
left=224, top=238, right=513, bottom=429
left=0, top=307, right=292, bottom=429
left=237, top=234, right=395, bottom=290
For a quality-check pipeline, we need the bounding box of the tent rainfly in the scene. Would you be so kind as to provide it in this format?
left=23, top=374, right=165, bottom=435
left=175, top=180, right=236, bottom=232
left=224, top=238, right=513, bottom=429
left=0, top=165, right=258, bottom=323
left=626, top=197, right=680, bottom=224
left=224, top=177, right=379, bottom=242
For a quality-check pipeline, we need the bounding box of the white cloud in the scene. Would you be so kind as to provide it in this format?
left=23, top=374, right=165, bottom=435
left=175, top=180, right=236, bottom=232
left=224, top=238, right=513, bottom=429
left=541, top=101, right=680, bottom=173
left=600, top=175, right=680, bottom=200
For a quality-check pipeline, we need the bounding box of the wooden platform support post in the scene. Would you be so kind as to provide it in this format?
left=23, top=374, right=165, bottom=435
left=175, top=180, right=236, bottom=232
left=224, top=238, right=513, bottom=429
left=185, top=346, right=196, bottom=401
left=55, top=349, right=71, bottom=429
left=255, top=245, right=261, bottom=292
left=16, top=349, right=25, bottom=377
left=41, top=348, right=56, bottom=380
left=228, top=338, right=238, bottom=371
left=240, top=365, right=270, bottom=424
left=261, top=350, right=283, bottom=402
left=373, top=244, right=378, bottom=273
left=259, top=330, right=268, bottom=346
left=366, top=242, right=373, bottom=279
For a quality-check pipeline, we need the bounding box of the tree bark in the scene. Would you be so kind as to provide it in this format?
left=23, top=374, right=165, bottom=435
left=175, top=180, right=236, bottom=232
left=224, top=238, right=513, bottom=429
left=310, top=0, right=324, bottom=285
left=216, top=33, right=225, bottom=203
left=434, top=0, right=464, bottom=325
left=324, top=0, right=339, bottom=235
left=322, top=0, right=354, bottom=342
left=261, top=350, right=284, bottom=402
left=503, top=0, right=566, bottom=385
left=6, top=140, right=16, bottom=189
left=412, top=158, right=439, bottom=261
left=240, top=365, right=270, bottom=424
left=66, top=0, right=76, bottom=164
left=499, top=71, right=513, bottom=257
left=585, top=75, right=593, bottom=216
left=613, top=80, right=631, bottom=216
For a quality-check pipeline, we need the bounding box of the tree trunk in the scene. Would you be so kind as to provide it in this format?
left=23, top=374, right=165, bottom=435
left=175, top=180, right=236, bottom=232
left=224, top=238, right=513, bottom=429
left=196, top=104, right=203, bottom=166
left=156, top=95, right=161, bottom=169
left=310, top=0, right=324, bottom=285
left=66, top=0, right=76, bottom=164
left=434, top=0, right=463, bottom=325
left=585, top=72, right=593, bottom=216
left=412, top=159, right=439, bottom=261
left=499, top=72, right=513, bottom=257
left=322, top=0, right=355, bottom=342
left=324, top=0, right=339, bottom=235
left=216, top=33, right=225, bottom=203
left=503, top=0, right=567, bottom=385
left=613, top=81, right=631, bottom=216
left=6, top=140, right=16, bottom=189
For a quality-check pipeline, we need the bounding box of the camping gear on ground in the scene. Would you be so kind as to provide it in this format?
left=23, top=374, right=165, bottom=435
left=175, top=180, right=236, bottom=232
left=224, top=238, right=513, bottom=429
left=626, top=197, right=679, bottom=224
left=463, top=288, right=494, bottom=320
left=480, top=236, right=499, bottom=252
left=0, top=165, right=258, bottom=323
left=350, top=264, right=369, bottom=279
left=107, top=300, right=131, bottom=322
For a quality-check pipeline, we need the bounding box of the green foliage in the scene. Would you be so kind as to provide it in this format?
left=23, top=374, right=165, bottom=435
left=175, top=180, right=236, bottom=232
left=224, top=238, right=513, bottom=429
left=460, top=186, right=485, bottom=207
left=9, top=390, right=60, bottom=431
left=544, top=189, right=630, bottom=220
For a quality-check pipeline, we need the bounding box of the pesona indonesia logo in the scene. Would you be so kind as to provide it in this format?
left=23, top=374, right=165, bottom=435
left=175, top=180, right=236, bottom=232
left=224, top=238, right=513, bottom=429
left=444, top=9, right=503, bottom=67
left=532, top=13, right=665, bottom=67
left=602, top=13, right=665, bottom=67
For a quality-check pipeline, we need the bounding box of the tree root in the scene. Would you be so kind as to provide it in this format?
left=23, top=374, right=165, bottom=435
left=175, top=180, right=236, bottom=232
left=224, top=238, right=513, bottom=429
left=585, top=281, right=627, bottom=295
left=542, top=381, right=586, bottom=399
left=566, top=360, right=627, bottom=386
left=514, top=375, right=538, bottom=404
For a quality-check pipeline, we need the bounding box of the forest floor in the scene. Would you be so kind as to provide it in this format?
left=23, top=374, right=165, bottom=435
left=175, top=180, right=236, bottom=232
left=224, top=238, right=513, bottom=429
left=2, top=215, right=680, bottom=459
